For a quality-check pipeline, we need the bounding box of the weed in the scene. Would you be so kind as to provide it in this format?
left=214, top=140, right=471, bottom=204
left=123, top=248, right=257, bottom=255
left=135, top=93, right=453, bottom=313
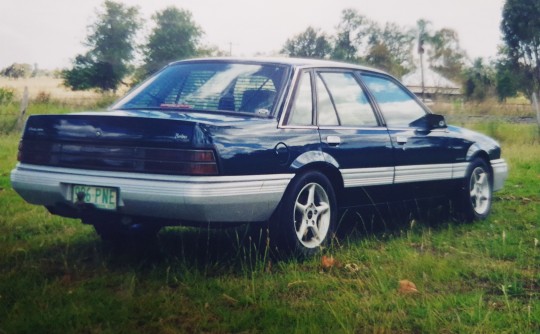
left=0, top=87, right=15, bottom=105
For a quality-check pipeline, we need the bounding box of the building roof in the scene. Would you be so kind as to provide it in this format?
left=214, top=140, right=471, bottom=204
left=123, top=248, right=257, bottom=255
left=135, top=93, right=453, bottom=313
left=402, top=66, right=461, bottom=95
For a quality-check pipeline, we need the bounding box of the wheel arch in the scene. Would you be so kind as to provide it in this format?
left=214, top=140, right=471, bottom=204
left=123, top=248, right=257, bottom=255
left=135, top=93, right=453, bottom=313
left=294, top=161, right=344, bottom=198
left=466, top=148, right=494, bottom=182
left=286, top=150, right=344, bottom=198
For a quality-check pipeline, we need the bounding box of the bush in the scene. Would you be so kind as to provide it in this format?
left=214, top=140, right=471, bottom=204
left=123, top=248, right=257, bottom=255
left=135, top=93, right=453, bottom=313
left=0, top=87, right=15, bottom=105
left=34, top=91, right=51, bottom=104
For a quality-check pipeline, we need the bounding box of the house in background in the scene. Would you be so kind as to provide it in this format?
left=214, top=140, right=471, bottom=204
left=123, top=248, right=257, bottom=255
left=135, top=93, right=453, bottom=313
left=402, top=66, right=461, bottom=100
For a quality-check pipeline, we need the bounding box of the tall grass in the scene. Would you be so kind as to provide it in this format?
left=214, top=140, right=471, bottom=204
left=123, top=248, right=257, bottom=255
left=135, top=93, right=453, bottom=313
left=432, top=98, right=534, bottom=117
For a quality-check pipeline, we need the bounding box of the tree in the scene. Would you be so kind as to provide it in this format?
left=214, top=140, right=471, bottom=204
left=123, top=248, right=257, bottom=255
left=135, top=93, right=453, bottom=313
left=281, top=27, right=332, bottom=59
left=332, top=30, right=357, bottom=62
left=495, top=58, right=519, bottom=101
left=365, top=23, right=415, bottom=77
left=141, top=7, right=203, bottom=77
left=426, top=28, right=466, bottom=81
left=63, top=1, right=140, bottom=92
left=331, top=9, right=374, bottom=62
left=501, top=0, right=540, bottom=96
left=416, top=19, right=431, bottom=52
left=412, top=20, right=467, bottom=81
left=463, top=58, right=495, bottom=101
left=1, top=63, right=33, bottom=79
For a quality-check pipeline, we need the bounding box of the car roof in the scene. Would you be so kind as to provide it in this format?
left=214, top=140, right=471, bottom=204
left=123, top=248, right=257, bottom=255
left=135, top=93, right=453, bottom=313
left=168, top=57, right=387, bottom=74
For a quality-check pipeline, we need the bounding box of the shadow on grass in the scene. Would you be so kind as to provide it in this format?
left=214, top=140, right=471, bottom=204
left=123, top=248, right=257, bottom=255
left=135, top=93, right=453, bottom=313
left=335, top=197, right=455, bottom=239
left=21, top=198, right=459, bottom=279
left=93, top=198, right=455, bottom=266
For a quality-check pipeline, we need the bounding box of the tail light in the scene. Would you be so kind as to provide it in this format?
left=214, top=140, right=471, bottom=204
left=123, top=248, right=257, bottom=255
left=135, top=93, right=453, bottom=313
left=17, top=141, right=23, bottom=161
left=179, top=150, right=218, bottom=175
left=17, top=139, right=219, bottom=176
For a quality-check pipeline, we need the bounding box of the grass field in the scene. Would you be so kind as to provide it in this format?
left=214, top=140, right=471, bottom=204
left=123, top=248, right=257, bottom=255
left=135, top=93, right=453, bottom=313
left=0, top=98, right=539, bottom=333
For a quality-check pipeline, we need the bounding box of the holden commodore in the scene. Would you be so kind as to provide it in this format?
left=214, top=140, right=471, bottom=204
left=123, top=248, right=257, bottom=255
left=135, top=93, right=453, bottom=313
left=11, top=58, right=508, bottom=255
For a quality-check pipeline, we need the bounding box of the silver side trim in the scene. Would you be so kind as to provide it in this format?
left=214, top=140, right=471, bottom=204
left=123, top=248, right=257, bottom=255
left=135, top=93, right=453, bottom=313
left=342, top=163, right=470, bottom=188
left=452, top=162, right=469, bottom=179
left=491, top=159, right=508, bottom=191
left=11, top=164, right=294, bottom=223
left=342, top=167, right=394, bottom=187
left=394, top=163, right=470, bottom=184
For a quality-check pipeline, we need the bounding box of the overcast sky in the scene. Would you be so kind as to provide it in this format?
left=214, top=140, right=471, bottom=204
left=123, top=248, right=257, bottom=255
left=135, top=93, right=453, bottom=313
left=0, top=0, right=505, bottom=70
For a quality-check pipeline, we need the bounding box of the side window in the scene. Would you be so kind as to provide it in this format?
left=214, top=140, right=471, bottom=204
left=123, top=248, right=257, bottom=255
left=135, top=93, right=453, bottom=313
left=318, top=72, right=378, bottom=127
left=316, top=75, right=339, bottom=126
left=361, top=74, right=426, bottom=127
left=288, top=72, right=313, bottom=125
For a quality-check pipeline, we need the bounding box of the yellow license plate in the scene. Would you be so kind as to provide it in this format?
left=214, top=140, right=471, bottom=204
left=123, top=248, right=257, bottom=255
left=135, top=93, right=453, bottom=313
left=72, top=185, right=118, bottom=210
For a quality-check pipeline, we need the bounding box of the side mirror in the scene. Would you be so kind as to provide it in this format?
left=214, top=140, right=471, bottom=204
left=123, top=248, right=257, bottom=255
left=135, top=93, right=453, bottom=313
left=410, top=113, right=447, bottom=130
left=426, top=113, right=447, bottom=129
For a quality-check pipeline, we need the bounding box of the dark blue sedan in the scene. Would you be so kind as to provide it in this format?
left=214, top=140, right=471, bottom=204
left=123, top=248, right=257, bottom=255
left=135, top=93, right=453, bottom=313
left=11, top=58, right=508, bottom=255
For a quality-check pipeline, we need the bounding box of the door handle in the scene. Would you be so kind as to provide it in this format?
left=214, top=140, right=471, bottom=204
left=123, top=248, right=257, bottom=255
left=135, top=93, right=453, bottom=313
left=326, top=135, right=341, bottom=146
left=396, top=136, right=408, bottom=145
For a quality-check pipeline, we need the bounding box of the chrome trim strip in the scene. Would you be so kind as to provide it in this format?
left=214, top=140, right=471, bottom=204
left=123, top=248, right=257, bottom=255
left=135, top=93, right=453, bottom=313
left=491, top=159, right=508, bottom=192
left=317, top=125, right=386, bottom=131
left=452, top=162, right=469, bottom=179
left=342, top=162, right=472, bottom=188
left=11, top=164, right=294, bottom=223
left=278, top=67, right=301, bottom=128
left=342, top=167, right=394, bottom=187
left=395, top=164, right=453, bottom=183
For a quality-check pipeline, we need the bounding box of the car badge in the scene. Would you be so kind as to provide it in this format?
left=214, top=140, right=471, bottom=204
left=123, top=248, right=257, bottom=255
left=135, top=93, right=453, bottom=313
left=174, top=133, right=189, bottom=142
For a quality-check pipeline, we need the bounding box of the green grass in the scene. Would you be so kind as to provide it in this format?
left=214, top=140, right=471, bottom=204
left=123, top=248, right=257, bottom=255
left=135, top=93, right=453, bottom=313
left=0, top=119, right=539, bottom=333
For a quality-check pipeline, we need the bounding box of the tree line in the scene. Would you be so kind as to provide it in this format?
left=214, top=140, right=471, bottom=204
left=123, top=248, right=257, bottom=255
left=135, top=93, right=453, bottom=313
left=281, top=1, right=540, bottom=103
left=3, top=0, right=538, bottom=103
left=60, top=1, right=214, bottom=93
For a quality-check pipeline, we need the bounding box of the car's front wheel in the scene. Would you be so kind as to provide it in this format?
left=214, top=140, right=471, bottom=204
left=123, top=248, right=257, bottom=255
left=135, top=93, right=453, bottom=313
left=272, top=171, right=337, bottom=256
left=455, top=158, right=493, bottom=221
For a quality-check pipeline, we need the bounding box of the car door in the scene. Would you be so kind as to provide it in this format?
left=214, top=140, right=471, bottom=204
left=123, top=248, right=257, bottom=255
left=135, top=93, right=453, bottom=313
left=359, top=72, right=465, bottom=187
left=312, top=70, right=395, bottom=205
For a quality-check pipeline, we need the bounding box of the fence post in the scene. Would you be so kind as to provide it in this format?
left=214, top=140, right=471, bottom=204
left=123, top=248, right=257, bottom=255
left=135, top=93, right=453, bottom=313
left=16, top=86, right=29, bottom=131
left=534, top=92, right=540, bottom=129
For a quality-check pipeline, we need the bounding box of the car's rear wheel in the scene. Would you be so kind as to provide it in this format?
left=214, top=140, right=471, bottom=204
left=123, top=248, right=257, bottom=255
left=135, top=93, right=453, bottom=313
left=455, top=158, right=493, bottom=221
left=272, top=171, right=337, bottom=256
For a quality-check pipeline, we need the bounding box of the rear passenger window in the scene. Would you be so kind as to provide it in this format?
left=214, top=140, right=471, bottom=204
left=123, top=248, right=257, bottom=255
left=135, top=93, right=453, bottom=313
left=316, top=75, right=339, bottom=126
left=317, top=72, right=378, bottom=127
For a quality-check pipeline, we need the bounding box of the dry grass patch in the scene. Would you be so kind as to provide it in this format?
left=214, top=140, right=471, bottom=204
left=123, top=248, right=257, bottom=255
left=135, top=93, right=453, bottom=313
left=0, top=76, right=127, bottom=107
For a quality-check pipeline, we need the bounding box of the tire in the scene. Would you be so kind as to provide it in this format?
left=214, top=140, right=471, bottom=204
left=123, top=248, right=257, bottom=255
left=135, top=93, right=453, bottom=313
left=271, top=171, right=337, bottom=256
left=455, top=158, right=493, bottom=222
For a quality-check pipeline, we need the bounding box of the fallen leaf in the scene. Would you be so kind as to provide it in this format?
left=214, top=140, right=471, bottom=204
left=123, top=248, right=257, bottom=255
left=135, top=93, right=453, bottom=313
left=398, top=279, right=419, bottom=294
left=344, top=263, right=361, bottom=273
left=321, top=255, right=338, bottom=269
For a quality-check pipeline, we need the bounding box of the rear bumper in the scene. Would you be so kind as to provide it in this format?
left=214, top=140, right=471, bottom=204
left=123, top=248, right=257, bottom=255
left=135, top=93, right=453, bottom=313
left=491, top=158, right=508, bottom=192
left=10, top=163, right=293, bottom=224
